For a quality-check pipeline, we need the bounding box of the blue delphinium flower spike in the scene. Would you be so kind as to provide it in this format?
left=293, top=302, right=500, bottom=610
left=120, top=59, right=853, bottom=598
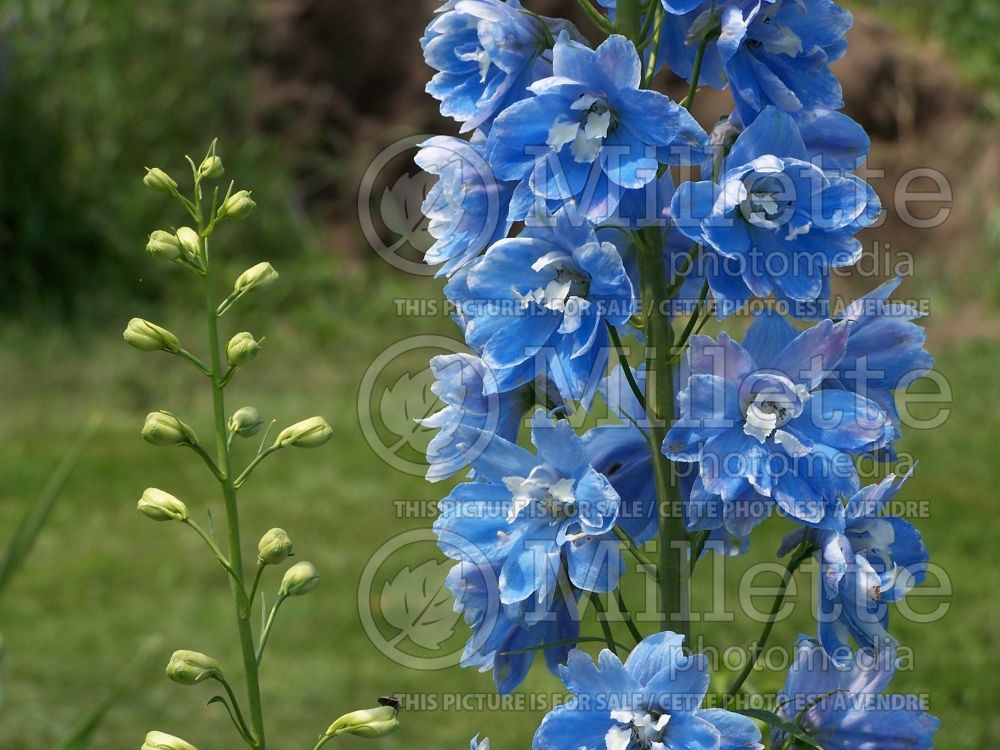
left=778, top=470, right=930, bottom=662
left=533, top=631, right=763, bottom=750
left=444, top=205, right=635, bottom=402
left=470, top=735, right=490, bottom=750
left=487, top=33, right=708, bottom=222
left=671, top=106, right=880, bottom=315
left=774, top=636, right=939, bottom=750
left=663, top=311, right=891, bottom=528
left=435, top=409, right=623, bottom=608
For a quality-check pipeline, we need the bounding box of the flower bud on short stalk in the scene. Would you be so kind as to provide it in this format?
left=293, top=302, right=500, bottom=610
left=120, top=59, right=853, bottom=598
left=229, top=406, right=263, bottom=437
left=175, top=227, right=202, bottom=263
left=197, top=155, right=224, bottom=180
left=233, top=261, right=278, bottom=298
left=326, top=706, right=400, bottom=739
left=137, top=488, right=188, bottom=522
left=217, top=189, right=256, bottom=220
left=258, top=528, right=293, bottom=566
left=166, top=650, right=221, bottom=685
left=141, top=731, right=198, bottom=750
left=279, top=561, right=319, bottom=596
left=124, top=319, right=181, bottom=353
left=146, top=230, right=183, bottom=262
left=143, top=168, right=177, bottom=194
left=274, top=416, right=332, bottom=448
left=142, top=411, right=197, bottom=447
left=226, top=332, right=261, bottom=367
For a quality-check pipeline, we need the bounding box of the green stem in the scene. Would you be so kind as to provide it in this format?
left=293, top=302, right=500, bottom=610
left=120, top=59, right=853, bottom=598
left=615, top=589, right=644, bottom=645
left=724, top=544, right=816, bottom=700
left=680, top=35, right=711, bottom=110
left=203, top=240, right=267, bottom=749
left=575, top=0, right=614, bottom=33
left=590, top=593, right=618, bottom=657
left=634, top=228, right=688, bottom=642
left=606, top=322, right=646, bottom=411
left=176, top=347, right=211, bottom=377
left=256, top=595, right=286, bottom=666
left=613, top=525, right=658, bottom=581
left=616, top=0, right=641, bottom=40
left=184, top=518, right=242, bottom=589
left=234, top=446, right=281, bottom=488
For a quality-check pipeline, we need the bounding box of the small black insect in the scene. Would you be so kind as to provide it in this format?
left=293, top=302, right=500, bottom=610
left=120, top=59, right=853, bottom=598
left=378, top=695, right=401, bottom=711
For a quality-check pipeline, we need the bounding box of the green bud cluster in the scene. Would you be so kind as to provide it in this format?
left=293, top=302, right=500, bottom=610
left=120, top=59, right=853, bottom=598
left=279, top=561, right=320, bottom=597
left=166, top=650, right=222, bottom=686
left=137, top=488, right=188, bottom=522
left=275, top=416, right=333, bottom=448
left=142, top=411, right=197, bottom=447
left=141, top=731, right=198, bottom=750
left=325, top=706, right=400, bottom=740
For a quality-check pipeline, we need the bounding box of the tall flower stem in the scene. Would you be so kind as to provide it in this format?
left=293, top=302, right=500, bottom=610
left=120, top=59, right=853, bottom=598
left=635, top=227, right=688, bottom=642
left=201, top=236, right=267, bottom=749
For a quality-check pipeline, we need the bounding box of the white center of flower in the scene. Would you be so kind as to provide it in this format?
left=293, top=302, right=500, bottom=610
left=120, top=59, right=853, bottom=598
left=546, top=93, right=616, bottom=164
left=740, top=373, right=810, bottom=443
left=502, top=464, right=579, bottom=529
left=512, top=251, right=592, bottom=334
left=605, top=710, right=670, bottom=750
left=457, top=45, right=492, bottom=83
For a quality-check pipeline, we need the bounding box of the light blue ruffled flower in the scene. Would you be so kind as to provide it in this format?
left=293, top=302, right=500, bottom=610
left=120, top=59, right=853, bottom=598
left=779, top=471, right=930, bottom=662
left=663, top=311, right=891, bottom=528
left=487, top=33, right=708, bottom=222
left=774, top=636, right=939, bottom=750
left=533, top=631, right=762, bottom=750
left=444, top=205, right=635, bottom=402
left=671, top=106, right=880, bottom=315
left=435, top=409, right=623, bottom=608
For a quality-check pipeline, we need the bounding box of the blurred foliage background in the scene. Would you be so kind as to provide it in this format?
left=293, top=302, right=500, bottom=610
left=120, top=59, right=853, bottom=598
left=0, top=0, right=997, bottom=749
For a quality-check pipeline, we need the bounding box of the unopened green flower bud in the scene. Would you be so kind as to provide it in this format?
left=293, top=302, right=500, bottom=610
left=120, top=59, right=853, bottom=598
left=326, top=706, right=400, bottom=739
left=146, top=230, right=183, bottom=262
left=229, top=406, right=263, bottom=437
left=218, top=189, right=256, bottom=220
left=124, top=318, right=180, bottom=353
left=233, top=262, right=278, bottom=298
left=258, top=528, right=293, bottom=566
left=141, top=731, right=198, bottom=750
left=197, top=155, right=224, bottom=180
left=175, top=227, right=201, bottom=261
left=226, top=332, right=261, bottom=367
left=274, top=416, right=332, bottom=449
left=143, top=168, right=177, bottom=193
left=280, top=561, right=319, bottom=597
left=142, top=411, right=197, bottom=447
left=166, top=650, right=221, bottom=685
left=137, top=488, right=188, bottom=522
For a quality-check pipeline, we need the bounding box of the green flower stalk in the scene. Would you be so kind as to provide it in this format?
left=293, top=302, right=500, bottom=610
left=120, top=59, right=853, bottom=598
left=126, top=142, right=374, bottom=750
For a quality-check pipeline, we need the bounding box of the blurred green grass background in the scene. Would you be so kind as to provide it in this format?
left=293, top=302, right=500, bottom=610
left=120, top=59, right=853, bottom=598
left=0, top=0, right=998, bottom=748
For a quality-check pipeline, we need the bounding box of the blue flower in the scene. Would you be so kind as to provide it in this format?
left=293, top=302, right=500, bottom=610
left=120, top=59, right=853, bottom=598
left=470, top=736, right=490, bottom=750
left=774, top=637, right=939, bottom=750
left=672, top=106, right=880, bottom=314
left=445, top=205, right=635, bottom=402
left=487, top=34, right=708, bottom=222
left=416, top=134, right=515, bottom=278
left=779, top=471, right=930, bottom=662
left=831, top=277, right=934, bottom=456
left=420, top=353, right=535, bottom=482
left=435, top=409, right=623, bottom=607
left=422, top=0, right=568, bottom=133
left=533, top=632, right=762, bottom=750
left=658, top=0, right=852, bottom=123
left=663, top=311, right=891, bottom=528
left=446, top=561, right=579, bottom=694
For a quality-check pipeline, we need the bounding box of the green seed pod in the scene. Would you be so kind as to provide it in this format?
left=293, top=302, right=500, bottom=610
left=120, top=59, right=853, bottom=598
left=218, top=190, right=256, bottom=220
left=197, top=155, right=224, bottom=180
left=257, top=528, right=293, bottom=566
left=142, top=411, right=197, bottom=447
left=175, top=227, right=201, bottom=262
left=146, top=230, right=183, bottom=262
left=143, top=168, right=177, bottom=193
left=233, top=262, right=278, bottom=296
left=279, top=561, right=320, bottom=597
left=226, top=332, right=261, bottom=367
left=165, top=650, right=221, bottom=686
left=228, top=406, right=263, bottom=438
left=124, top=318, right=181, bottom=353
left=137, top=488, right=188, bottom=522
left=274, top=416, right=332, bottom=449
left=326, top=706, right=400, bottom=739
left=141, top=731, right=198, bottom=750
